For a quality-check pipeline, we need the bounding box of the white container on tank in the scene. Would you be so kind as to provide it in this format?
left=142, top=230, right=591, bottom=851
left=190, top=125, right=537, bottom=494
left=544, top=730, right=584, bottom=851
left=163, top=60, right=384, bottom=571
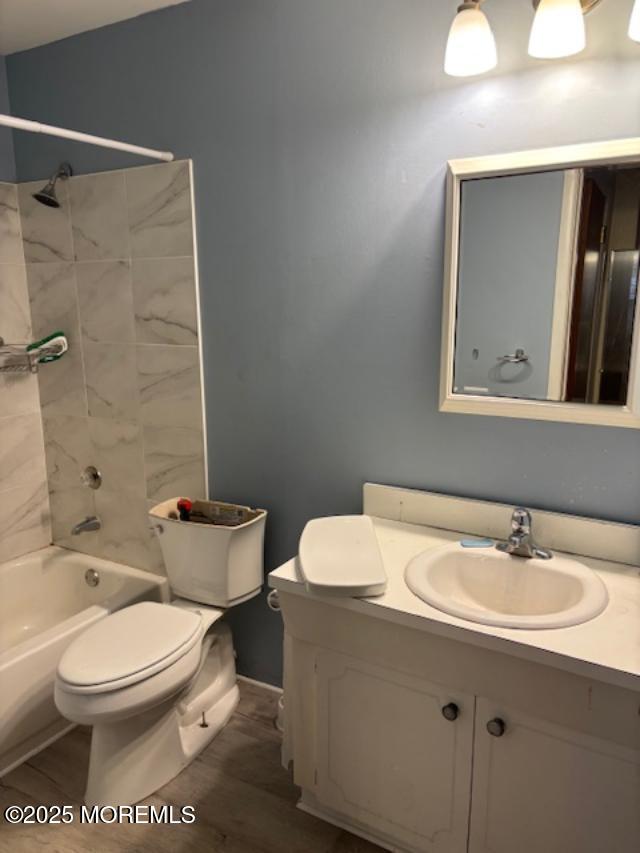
left=149, top=498, right=267, bottom=607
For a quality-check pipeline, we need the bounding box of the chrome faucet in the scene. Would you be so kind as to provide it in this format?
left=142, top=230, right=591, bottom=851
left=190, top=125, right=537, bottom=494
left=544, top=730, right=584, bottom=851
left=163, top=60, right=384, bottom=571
left=71, top=516, right=101, bottom=536
left=496, top=507, right=552, bottom=560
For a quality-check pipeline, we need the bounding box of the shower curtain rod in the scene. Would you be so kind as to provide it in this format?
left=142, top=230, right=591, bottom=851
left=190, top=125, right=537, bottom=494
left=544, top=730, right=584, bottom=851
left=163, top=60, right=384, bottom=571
left=0, top=113, right=174, bottom=162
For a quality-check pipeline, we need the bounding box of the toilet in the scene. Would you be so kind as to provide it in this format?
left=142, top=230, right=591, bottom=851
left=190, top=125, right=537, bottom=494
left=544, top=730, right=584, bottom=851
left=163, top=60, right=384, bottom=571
left=54, top=498, right=267, bottom=807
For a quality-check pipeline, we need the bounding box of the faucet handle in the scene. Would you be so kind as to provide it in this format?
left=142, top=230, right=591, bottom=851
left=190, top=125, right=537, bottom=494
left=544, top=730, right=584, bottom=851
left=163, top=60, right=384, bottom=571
left=511, top=507, right=531, bottom=531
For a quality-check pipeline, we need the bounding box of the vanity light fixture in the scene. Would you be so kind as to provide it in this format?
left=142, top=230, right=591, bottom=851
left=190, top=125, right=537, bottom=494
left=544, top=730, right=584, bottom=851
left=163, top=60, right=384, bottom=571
left=445, top=0, right=640, bottom=77
left=444, top=1, right=498, bottom=77
left=528, top=0, right=586, bottom=58
left=630, top=0, right=640, bottom=41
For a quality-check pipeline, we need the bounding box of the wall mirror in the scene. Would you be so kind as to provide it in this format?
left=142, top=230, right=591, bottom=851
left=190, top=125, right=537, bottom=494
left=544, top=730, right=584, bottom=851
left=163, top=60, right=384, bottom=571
left=440, top=139, right=640, bottom=428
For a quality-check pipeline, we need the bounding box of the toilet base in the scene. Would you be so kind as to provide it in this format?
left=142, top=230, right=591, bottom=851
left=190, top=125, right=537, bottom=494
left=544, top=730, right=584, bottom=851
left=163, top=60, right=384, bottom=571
left=84, top=622, right=238, bottom=806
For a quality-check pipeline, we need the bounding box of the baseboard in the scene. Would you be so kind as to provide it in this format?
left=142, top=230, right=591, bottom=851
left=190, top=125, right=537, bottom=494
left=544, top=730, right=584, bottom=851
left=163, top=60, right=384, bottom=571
left=237, top=674, right=283, bottom=695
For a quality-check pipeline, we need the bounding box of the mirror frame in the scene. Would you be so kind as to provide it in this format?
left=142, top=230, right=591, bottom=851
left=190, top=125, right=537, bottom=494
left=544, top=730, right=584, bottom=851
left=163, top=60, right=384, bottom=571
left=440, top=137, right=640, bottom=429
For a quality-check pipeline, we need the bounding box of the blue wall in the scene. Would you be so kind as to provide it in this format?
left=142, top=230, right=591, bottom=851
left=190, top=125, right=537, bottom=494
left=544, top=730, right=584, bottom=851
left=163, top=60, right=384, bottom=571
left=7, top=0, right=640, bottom=684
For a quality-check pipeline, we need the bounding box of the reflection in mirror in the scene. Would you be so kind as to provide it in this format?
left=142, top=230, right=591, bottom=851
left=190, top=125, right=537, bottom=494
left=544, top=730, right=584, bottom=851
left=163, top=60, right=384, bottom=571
left=567, top=167, right=640, bottom=405
left=453, top=165, right=640, bottom=406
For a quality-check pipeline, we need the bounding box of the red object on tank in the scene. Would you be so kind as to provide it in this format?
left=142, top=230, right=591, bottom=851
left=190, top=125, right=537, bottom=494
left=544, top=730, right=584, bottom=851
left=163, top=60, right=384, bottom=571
left=177, top=498, right=193, bottom=521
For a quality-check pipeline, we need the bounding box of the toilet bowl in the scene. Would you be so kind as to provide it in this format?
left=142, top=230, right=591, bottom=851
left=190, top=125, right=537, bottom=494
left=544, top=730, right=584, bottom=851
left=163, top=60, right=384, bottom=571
left=54, top=498, right=267, bottom=806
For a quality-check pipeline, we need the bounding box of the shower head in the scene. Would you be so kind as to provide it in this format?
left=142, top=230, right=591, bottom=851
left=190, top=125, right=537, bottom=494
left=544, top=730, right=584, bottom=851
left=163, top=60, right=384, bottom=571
left=32, top=162, right=73, bottom=208
left=32, top=183, right=59, bottom=208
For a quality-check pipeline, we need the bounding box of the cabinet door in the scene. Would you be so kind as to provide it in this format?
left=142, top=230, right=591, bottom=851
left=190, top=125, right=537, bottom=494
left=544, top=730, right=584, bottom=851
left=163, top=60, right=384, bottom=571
left=469, top=697, right=640, bottom=853
left=314, top=650, right=474, bottom=853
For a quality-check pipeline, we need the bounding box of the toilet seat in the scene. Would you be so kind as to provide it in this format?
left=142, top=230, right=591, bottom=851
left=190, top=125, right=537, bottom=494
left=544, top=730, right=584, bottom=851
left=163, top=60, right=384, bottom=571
left=55, top=638, right=205, bottom=725
left=55, top=601, right=228, bottom=726
left=57, top=602, right=204, bottom=694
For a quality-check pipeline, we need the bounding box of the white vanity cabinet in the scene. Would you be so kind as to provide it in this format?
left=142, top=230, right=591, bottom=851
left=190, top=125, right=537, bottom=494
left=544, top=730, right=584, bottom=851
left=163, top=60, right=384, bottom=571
left=469, top=698, right=640, bottom=853
left=313, top=649, right=474, bottom=853
left=278, top=592, right=640, bottom=853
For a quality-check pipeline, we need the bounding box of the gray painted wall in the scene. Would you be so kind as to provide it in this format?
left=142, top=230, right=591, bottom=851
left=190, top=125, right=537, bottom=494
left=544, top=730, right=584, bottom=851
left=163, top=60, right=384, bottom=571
left=0, top=57, right=15, bottom=181
left=6, top=0, right=640, bottom=685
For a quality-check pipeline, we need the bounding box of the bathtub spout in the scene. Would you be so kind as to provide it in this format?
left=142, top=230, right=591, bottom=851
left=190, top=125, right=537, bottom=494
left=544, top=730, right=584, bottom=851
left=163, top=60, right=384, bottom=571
left=71, top=516, right=101, bottom=536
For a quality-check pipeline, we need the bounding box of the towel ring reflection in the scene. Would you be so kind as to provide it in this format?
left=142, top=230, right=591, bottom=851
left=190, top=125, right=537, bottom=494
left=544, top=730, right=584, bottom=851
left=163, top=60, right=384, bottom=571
left=497, top=348, right=529, bottom=364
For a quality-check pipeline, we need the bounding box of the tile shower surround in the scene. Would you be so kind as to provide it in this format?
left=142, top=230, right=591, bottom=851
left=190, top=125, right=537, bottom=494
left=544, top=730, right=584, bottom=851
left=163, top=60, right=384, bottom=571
left=17, top=161, right=206, bottom=572
left=0, top=181, right=50, bottom=562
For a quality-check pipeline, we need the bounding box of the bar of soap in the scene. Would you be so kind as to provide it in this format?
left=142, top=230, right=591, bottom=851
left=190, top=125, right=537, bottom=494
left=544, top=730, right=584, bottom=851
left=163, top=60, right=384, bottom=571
left=460, top=538, right=494, bottom=548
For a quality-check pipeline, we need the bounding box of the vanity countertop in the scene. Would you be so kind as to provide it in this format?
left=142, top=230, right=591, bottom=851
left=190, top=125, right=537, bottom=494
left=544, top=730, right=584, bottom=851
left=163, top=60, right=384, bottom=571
left=269, top=516, right=640, bottom=692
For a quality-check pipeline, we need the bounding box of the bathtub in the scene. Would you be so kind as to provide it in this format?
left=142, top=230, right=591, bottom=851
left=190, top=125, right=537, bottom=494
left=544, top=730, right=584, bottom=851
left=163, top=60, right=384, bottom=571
left=0, top=546, right=169, bottom=775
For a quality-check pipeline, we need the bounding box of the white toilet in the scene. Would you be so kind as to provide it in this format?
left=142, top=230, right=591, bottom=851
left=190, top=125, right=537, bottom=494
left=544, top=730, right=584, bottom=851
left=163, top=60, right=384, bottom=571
left=54, top=498, right=267, bottom=806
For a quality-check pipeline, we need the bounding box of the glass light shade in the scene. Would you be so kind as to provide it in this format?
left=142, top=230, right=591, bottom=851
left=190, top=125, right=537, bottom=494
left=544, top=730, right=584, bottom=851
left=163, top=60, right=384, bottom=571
left=630, top=0, right=640, bottom=42
left=528, top=0, right=586, bottom=59
left=444, top=5, right=497, bottom=78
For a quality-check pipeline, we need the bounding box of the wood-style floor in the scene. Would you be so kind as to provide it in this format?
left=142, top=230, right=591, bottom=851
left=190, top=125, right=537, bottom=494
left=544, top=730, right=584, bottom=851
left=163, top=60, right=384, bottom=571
left=0, top=681, right=382, bottom=853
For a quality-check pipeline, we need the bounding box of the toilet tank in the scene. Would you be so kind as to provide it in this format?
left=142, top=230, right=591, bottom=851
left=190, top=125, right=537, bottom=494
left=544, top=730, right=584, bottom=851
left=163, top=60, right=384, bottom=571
left=149, top=499, right=267, bottom=607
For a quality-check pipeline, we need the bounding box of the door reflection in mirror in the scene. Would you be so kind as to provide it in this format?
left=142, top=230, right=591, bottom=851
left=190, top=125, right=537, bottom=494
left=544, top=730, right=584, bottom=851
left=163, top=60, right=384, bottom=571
left=567, top=167, right=640, bottom=405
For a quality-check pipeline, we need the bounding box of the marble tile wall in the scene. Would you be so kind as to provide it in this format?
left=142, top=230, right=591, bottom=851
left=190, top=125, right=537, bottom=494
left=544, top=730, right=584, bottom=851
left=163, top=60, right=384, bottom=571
left=18, top=161, right=206, bottom=572
left=0, top=181, right=50, bottom=563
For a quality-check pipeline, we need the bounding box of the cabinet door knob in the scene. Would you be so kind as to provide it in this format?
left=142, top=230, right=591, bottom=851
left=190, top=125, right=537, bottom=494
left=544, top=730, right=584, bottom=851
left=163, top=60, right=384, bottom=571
left=486, top=717, right=506, bottom=737
left=441, top=703, right=459, bottom=722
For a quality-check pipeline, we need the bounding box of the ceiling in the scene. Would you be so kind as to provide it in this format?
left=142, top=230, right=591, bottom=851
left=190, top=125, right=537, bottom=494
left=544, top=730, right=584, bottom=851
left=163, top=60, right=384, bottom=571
left=0, top=0, right=191, bottom=55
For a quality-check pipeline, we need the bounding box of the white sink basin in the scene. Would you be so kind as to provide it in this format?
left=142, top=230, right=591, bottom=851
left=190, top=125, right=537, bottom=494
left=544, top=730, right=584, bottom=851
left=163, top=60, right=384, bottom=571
left=405, top=543, right=609, bottom=629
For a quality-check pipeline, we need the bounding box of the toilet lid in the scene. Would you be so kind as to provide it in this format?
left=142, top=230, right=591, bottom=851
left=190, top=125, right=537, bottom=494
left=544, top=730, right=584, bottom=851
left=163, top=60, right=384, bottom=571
left=298, top=515, right=387, bottom=597
left=57, top=602, right=203, bottom=692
